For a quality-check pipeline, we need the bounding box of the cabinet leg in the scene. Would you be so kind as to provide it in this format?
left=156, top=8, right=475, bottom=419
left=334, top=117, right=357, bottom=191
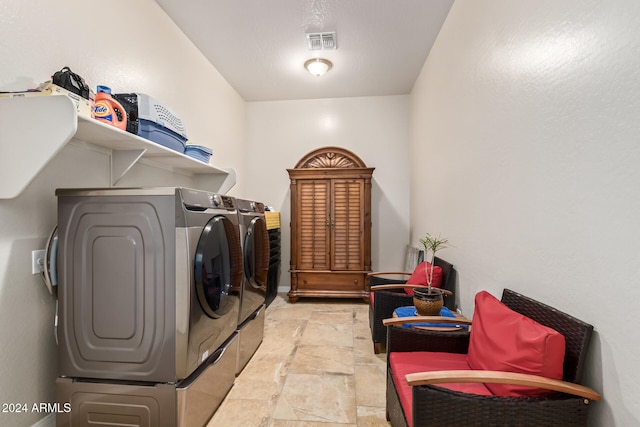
left=287, top=289, right=299, bottom=303
left=373, top=342, right=384, bottom=354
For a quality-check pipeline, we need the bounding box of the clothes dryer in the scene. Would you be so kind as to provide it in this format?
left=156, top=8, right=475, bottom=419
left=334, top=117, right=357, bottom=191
left=235, top=198, right=270, bottom=373
left=56, top=187, right=242, bottom=383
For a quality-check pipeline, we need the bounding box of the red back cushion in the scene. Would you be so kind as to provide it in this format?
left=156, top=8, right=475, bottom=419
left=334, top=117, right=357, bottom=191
left=466, top=291, right=566, bottom=396
left=404, top=262, right=442, bottom=296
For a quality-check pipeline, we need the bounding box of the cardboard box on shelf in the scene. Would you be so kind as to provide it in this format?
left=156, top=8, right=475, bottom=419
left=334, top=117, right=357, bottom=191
left=0, top=81, right=93, bottom=118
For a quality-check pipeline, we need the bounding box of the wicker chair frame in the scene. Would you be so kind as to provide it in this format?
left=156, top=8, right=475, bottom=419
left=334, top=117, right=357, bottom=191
left=385, top=288, right=598, bottom=427
left=369, top=256, right=456, bottom=353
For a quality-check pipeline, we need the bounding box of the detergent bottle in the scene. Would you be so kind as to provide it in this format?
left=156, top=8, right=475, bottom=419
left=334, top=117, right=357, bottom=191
left=93, top=85, right=127, bottom=131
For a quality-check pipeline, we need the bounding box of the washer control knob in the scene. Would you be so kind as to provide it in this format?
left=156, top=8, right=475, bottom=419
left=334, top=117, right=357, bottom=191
left=211, top=194, right=222, bottom=207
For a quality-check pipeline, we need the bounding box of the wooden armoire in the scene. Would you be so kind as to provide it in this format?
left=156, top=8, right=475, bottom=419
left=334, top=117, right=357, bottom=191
left=287, top=146, right=374, bottom=302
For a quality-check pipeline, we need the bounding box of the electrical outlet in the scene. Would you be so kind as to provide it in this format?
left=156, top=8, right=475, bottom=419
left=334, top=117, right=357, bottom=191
left=32, top=249, right=45, bottom=274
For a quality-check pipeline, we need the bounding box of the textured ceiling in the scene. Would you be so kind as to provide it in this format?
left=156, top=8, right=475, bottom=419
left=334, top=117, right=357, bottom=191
left=154, top=0, right=453, bottom=102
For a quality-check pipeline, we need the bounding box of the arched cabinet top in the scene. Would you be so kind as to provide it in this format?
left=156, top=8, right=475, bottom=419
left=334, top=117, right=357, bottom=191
left=293, top=146, right=368, bottom=169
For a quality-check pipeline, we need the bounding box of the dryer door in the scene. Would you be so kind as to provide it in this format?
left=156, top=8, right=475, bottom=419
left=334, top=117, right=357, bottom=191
left=243, top=216, right=269, bottom=289
left=194, top=216, right=240, bottom=318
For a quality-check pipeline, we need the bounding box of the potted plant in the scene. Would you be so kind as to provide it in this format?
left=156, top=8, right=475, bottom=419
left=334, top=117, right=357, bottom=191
left=413, top=233, right=450, bottom=315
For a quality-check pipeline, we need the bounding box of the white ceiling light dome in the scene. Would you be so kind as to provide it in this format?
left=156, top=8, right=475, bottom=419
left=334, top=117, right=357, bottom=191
left=304, top=58, right=332, bottom=77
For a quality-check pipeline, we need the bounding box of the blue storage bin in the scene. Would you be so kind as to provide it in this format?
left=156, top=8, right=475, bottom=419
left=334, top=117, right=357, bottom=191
left=184, top=144, right=212, bottom=163
left=138, top=118, right=187, bottom=153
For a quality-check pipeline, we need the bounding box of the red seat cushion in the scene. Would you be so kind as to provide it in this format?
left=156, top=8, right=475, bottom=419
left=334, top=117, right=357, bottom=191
left=369, top=291, right=374, bottom=307
left=466, top=291, right=566, bottom=396
left=404, top=262, right=442, bottom=296
left=390, top=351, right=492, bottom=427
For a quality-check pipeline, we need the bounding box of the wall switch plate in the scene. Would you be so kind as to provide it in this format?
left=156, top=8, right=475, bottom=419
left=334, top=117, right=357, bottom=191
left=32, top=249, right=45, bottom=274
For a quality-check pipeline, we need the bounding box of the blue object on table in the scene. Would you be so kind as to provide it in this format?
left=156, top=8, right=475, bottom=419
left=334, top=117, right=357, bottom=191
left=394, top=305, right=468, bottom=329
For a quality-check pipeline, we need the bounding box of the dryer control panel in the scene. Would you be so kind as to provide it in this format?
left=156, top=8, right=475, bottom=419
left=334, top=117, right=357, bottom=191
left=180, top=188, right=236, bottom=210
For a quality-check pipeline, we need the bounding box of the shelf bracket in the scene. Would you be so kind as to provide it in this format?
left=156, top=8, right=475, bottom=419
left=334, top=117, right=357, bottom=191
left=194, top=167, right=237, bottom=195
left=0, top=96, right=77, bottom=199
left=111, top=149, right=146, bottom=185
left=216, top=167, right=237, bottom=194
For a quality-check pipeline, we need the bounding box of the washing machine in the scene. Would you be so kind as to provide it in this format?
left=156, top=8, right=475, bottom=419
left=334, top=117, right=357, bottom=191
left=235, top=198, right=270, bottom=373
left=55, top=187, right=242, bottom=383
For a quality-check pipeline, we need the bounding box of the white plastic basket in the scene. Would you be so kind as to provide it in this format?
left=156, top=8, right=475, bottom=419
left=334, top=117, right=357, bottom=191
left=136, top=93, right=187, bottom=138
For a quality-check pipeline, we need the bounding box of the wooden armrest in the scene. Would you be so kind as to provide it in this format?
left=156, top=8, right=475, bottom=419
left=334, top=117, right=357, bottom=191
left=370, top=284, right=409, bottom=291
left=405, top=370, right=602, bottom=401
left=370, top=284, right=453, bottom=295
left=383, top=316, right=472, bottom=327
left=367, top=271, right=411, bottom=277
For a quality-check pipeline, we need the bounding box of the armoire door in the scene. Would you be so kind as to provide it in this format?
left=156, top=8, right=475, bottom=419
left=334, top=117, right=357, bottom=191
left=297, top=179, right=330, bottom=270
left=331, top=178, right=365, bottom=271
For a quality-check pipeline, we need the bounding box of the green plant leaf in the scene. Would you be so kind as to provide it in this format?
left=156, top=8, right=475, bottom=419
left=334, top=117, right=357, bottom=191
left=418, top=233, right=450, bottom=290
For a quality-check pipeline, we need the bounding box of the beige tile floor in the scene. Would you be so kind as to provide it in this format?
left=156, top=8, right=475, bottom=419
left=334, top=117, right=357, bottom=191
left=207, top=294, right=390, bottom=427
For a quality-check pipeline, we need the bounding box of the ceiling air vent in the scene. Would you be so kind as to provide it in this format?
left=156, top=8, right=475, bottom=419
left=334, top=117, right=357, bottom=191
left=306, top=32, right=337, bottom=50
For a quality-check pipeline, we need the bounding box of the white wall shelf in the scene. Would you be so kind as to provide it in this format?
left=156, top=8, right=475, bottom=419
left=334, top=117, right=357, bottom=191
left=0, top=96, right=235, bottom=199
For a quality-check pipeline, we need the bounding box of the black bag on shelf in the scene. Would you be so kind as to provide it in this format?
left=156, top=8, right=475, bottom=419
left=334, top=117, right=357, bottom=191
left=52, top=66, right=90, bottom=100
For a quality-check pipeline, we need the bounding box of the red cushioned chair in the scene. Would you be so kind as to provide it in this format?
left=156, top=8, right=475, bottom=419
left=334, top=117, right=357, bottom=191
left=382, top=288, right=601, bottom=427
left=368, top=256, right=456, bottom=353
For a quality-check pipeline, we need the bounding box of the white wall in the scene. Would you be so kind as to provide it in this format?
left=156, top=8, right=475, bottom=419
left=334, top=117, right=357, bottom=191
left=0, top=1, right=245, bottom=426
left=246, top=96, right=411, bottom=292
left=7, top=0, right=633, bottom=425
left=410, top=1, right=640, bottom=425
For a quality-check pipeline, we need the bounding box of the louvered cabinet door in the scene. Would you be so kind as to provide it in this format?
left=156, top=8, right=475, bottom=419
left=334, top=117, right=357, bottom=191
left=331, top=179, right=365, bottom=271
left=296, top=179, right=330, bottom=270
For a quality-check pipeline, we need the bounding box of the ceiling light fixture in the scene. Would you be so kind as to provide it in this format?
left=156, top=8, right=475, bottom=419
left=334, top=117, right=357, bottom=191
left=304, top=58, right=332, bottom=77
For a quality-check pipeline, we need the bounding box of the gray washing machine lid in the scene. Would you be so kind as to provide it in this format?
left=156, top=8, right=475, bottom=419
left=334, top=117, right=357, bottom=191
left=195, top=215, right=238, bottom=318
